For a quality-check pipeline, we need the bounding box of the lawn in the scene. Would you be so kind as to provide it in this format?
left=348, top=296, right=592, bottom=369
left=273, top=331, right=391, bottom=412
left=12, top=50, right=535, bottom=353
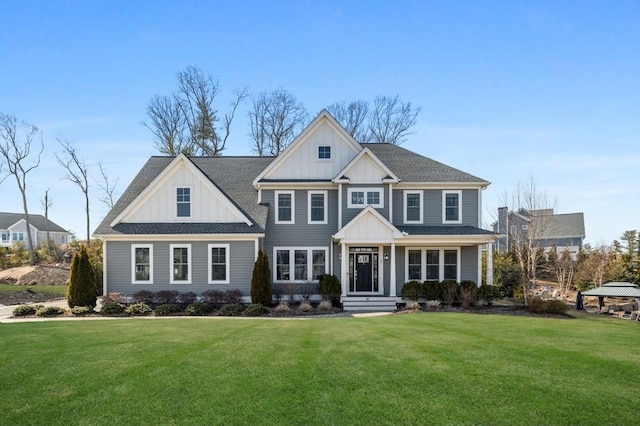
left=0, top=284, right=67, bottom=296
left=1, top=313, right=638, bottom=425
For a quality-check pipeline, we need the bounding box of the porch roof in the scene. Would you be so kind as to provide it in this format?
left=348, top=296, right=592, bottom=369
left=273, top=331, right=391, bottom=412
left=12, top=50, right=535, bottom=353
left=396, top=225, right=495, bottom=236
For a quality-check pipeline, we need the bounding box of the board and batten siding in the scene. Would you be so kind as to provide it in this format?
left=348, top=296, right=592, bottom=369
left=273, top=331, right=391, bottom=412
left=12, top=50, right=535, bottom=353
left=105, top=240, right=256, bottom=295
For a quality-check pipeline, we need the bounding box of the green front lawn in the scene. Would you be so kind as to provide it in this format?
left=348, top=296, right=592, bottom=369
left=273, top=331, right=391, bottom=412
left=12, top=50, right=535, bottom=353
left=0, top=283, right=67, bottom=296
left=0, top=313, right=638, bottom=425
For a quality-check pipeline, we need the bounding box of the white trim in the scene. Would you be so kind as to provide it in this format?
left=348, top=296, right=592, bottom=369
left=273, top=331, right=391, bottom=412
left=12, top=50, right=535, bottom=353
left=395, top=182, right=489, bottom=189
left=174, top=184, right=193, bottom=220
left=97, top=234, right=264, bottom=242
left=315, top=143, right=333, bottom=162
left=272, top=246, right=328, bottom=283
left=169, top=243, right=192, bottom=284
left=131, top=244, right=154, bottom=284
left=308, top=190, right=328, bottom=224
left=332, top=147, right=399, bottom=184
left=478, top=188, right=483, bottom=228
left=403, top=190, right=423, bottom=224
left=347, top=187, right=383, bottom=209
left=208, top=243, right=230, bottom=284
left=404, top=247, right=461, bottom=282
left=442, top=190, right=463, bottom=224
left=102, top=239, right=107, bottom=295
left=334, top=206, right=404, bottom=242
left=388, top=183, right=394, bottom=223
left=338, top=183, right=343, bottom=228
left=275, top=190, right=295, bottom=224
left=390, top=243, right=397, bottom=297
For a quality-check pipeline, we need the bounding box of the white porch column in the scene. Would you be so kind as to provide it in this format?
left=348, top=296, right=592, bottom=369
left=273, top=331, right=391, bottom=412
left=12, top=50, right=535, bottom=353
left=338, top=183, right=343, bottom=229
left=340, top=243, right=347, bottom=296
left=390, top=243, right=397, bottom=297
left=486, top=243, right=494, bottom=285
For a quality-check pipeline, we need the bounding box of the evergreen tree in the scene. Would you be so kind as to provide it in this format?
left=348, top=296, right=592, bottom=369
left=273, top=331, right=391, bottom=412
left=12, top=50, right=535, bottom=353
left=251, top=250, right=272, bottom=305
left=67, top=245, right=97, bottom=308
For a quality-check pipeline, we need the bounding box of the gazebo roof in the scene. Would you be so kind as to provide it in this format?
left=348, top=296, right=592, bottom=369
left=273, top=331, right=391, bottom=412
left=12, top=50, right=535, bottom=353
left=582, top=282, right=640, bottom=298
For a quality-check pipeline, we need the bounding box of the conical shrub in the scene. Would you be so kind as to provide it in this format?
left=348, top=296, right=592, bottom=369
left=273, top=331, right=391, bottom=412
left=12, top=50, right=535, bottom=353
left=67, top=244, right=97, bottom=308
left=251, top=249, right=272, bottom=305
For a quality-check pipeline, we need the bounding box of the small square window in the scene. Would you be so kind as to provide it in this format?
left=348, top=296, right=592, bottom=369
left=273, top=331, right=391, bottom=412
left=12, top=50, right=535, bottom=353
left=318, top=146, right=331, bottom=159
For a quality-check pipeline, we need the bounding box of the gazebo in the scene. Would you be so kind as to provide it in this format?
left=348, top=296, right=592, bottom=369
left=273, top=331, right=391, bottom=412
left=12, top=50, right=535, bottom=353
left=582, top=282, right=640, bottom=310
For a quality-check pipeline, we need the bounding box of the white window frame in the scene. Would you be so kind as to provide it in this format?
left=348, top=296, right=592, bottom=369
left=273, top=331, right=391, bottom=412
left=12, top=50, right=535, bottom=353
left=347, top=187, right=384, bottom=208
left=208, top=243, right=230, bottom=284
left=317, top=145, right=332, bottom=161
left=403, top=190, right=423, bottom=224
left=170, top=243, right=192, bottom=284
left=272, top=247, right=328, bottom=283
left=404, top=247, right=461, bottom=282
left=275, top=190, right=295, bottom=224
left=308, top=190, right=328, bottom=224
left=175, top=185, right=193, bottom=219
left=131, top=244, right=154, bottom=284
left=1, top=231, right=8, bottom=243
left=442, top=190, right=462, bottom=224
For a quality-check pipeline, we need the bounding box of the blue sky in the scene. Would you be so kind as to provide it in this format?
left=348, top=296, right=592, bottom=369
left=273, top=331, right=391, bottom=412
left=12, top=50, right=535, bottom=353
left=0, top=0, right=638, bottom=245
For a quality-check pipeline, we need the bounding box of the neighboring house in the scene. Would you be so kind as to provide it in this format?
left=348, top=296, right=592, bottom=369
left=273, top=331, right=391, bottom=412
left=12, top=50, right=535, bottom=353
left=492, top=207, right=585, bottom=260
left=95, top=111, right=495, bottom=311
left=0, top=212, right=71, bottom=248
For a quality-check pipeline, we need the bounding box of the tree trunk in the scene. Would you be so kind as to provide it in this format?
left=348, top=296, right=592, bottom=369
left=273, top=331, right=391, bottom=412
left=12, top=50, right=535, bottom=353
left=85, top=192, right=90, bottom=243
left=20, top=185, right=36, bottom=265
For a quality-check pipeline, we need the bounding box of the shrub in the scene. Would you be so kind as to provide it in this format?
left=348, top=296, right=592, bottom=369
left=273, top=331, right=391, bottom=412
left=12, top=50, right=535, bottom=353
left=218, top=303, right=245, bottom=316
left=298, top=300, right=313, bottom=312
left=245, top=304, right=269, bottom=317
left=442, top=280, right=458, bottom=306
left=154, top=290, right=180, bottom=305
left=201, top=290, right=225, bottom=306
left=132, top=290, right=155, bottom=305
left=67, top=244, right=97, bottom=308
left=300, top=282, right=317, bottom=301
left=285, top=283, right=297, bottom=305
left=100, top=303, right=125, bottom=315
left=459, top=281, right=478, bottom=309
left=478, top=284, right=502, bottom=305
left=185, top=302, right=214, bottom=316
left=317, top=300, right=333, bottom=311
left=528, top=298, right=570, bottom=315
left=423, top=281, right=443, bottom=301
left=154, top=303, right=182, bottom=316
left=13, top=304, right=42, bottom=317
left=179, top=291, right=198, bottom=306
left=426, top=300, right=441, bottom=309
left=102, top=292, right=125, bottom=305
left=36, top=306, right=64, bottom=317
left=405, top=301, right=421, bottom=311
left=274, top=302, right=291, bottom=314
left=125, top=302, right=152, bottom=316
left=401, top=281, right=422, bottom=301
left=224, top=289, right=243, bottom=304
left=272, top=283, right=285, bottom=304
left=71, top=306, right=93, bottom=316
left=251, top=249, right=272, bottom=305
left=319, top=274, right=341, bottom=304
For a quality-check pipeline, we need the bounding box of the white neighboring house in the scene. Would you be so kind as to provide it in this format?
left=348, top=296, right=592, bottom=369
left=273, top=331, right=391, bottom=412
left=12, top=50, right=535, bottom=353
left=0, top=212, right=71, bottom=248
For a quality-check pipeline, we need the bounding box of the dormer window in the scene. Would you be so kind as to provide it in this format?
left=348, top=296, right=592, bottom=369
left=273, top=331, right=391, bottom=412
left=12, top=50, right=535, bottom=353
left=318, top=146, right=331, bottom=160
left=177, top=187, right=191, bottom=217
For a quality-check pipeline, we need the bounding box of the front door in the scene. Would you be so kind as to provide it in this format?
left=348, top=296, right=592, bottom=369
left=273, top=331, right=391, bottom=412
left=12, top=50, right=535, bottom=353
left=355, top=253, right=373, bottom=292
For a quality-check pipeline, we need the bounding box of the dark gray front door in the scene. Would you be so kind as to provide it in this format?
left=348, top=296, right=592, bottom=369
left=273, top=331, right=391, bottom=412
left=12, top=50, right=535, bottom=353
left=355, top=253, right=373, bottom=292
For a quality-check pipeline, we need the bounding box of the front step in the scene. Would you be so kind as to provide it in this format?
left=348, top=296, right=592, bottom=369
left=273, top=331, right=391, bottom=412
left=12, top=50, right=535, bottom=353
left=341, top=296, right=399, bottom=312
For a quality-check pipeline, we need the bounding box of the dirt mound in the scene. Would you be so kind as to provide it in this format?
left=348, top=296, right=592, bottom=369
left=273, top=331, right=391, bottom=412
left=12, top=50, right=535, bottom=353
left=0, top=265, right=69, bottom=286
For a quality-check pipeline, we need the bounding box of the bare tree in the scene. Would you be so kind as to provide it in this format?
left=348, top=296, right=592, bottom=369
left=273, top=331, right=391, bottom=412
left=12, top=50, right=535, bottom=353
left=56, top=139, right=91, bottom=242
left=326, top=100, right=370, bottom=141
left=501, top=177, right=556, bottom=305
left=96, top=161, right=120, bottom=211
left=549, top=247, right=576, bottom=296
left=0, top=113, right=44, bottom=265
left=368, top=95, right=421, bottom=144
left=41, top=189, right=53, bottom=243
left=143, top=66, right=247, bottom=156
left=249, top=89, right=308, bottom=156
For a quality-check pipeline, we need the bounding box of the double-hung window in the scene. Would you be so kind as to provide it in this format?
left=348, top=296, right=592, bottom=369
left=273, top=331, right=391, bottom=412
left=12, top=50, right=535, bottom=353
left=405, top=248, right=459, bottom=282
left=274, top=247, right=327, bottom=282
left=176, top=187, right=191, bottom=218
left=208, top=244, right=230, bottom=284
left=308, top=191, right=327, bottom=224
left=404, top=191, right=423, bottom=223
left=275, top=191, right=295, bottom=224
left=443, top=190, right=462, bottom=223
left=132, top=244, right=153, bottom=284
left=1, top=231, right=8, bottom=243
left=170, top=244, right=191, bottom=284
left=347, top=188, right=383, bottom=208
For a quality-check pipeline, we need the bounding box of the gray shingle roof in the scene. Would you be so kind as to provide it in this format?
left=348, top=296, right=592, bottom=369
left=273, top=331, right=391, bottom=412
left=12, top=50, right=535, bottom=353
left=362, top=143, right=489, bottom=184
left=112, top=223, right=260, bottom=235
left=94, top=156, right=274, bottom=236
left=540, top=213, right=585, bottom=238
left=0, top=212, right=68, bottom=233
left=397, top=225, right=495, bottom=236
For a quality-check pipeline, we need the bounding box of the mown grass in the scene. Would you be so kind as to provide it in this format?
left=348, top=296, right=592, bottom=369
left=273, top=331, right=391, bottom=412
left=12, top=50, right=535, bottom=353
left=0, top=283, right=67, bottom=296
left=0, top=313, right=638, bottom=425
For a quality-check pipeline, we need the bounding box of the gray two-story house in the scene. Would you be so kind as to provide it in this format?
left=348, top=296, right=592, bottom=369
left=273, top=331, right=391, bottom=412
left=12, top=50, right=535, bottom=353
left=95, top=111, right=495, bottom=310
